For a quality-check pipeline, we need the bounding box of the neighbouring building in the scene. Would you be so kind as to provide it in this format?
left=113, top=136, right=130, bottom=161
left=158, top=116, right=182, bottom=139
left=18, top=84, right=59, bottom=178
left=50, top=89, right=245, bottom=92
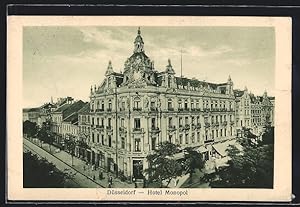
left=88, top=28, right=237, bottom=179
left=51, top=99, right=86, bottom=145
left=75, top=103, right=91, bottom=159
left=23, top=108, right=40, bottom=123
left=234, top=87, right=252, bottom=137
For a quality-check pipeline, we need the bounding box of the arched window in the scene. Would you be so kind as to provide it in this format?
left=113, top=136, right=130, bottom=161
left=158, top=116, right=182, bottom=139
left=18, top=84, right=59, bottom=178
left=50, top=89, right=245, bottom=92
left=133, top=97, right=141, bottom=110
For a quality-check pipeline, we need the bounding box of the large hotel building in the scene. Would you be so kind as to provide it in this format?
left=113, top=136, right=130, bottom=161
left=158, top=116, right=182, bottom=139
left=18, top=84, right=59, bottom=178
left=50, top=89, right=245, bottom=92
left=87, top=28, right=238, bottom=179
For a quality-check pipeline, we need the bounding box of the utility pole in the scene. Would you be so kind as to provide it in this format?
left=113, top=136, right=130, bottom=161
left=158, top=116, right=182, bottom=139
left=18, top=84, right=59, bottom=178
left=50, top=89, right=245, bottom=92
left=180, top=49, right=183, bottom=78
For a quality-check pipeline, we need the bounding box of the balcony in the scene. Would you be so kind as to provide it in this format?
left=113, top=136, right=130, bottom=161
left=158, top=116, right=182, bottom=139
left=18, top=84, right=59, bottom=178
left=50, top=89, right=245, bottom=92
left=178, top=108, right=184, bottom=112
left=179, top=125, right=185, bottom=132
left=191, top=124, right=196, bottom=130
left=150, top=127, right=160, bottom=133
left=133, top=107, right=142, bottom=111
left=107, top=108, right=112, bottom=112
left=184, top=108, right=190, bottom=112
left=203, top=108, right=210, bottom=113
left=95, top=108, right=104, bottom=112
left=168, top=107, right=174, bottom=111
left=96, top=125, right=104, bottom=129
left=132, top=128, right=144, bottom=133
left=204, top=139, right=214, bottom=144
left=230, top=121, right=235, bottom=126
left=185, top=124, right=190, bottom=130
left=204, top=122, right=211, bottom=128
left=168, top=125, right=176, bottom=131
left=119, top=126, right=127, bottom=133
left=150, top=107, right=158, bottom=112
left=222, top=121, right=228, bottom=126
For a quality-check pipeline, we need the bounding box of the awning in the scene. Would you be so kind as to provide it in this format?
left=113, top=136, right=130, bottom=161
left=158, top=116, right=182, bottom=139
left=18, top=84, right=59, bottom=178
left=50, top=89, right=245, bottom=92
left=213, top=142, right=228, bottom=157
left=197, top=146, right=208, bottom=153
left=172, top=152, right=185, bottom=160
left=213, top=139, right=243, bottom=157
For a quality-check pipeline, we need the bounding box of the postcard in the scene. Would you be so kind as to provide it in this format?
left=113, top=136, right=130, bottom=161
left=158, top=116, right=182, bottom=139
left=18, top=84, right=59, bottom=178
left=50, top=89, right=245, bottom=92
left=7, top=16, right=291, bottom=201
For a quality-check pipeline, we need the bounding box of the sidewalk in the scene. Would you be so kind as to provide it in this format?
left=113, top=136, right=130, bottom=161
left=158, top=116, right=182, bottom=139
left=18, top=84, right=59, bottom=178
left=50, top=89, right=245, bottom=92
left=27, top=138, right=135, bottom=188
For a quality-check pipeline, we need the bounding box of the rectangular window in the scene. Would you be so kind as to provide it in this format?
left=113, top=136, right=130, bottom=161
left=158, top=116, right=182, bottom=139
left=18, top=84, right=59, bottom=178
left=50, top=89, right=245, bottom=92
left=97, top=134, right=100, bottom=143
left=179, top=134, right=183, bottom=144
left=151, top=137, right=156, bottom=150
left=185, top=134, right=189, bottom=144
left=134, top=138, right=141, bottom=152
left=97, top=118, right=99, bottom=126
left=197, top=132, right=200, bottom=142
left=101, top=118, right=104, bottom=126
left=151, top=118, right=156, bottom=128
left=101, top=135, right=104, bottom=145
left=92, top=133, right=95, bottom=143
left=134, top=118, right=141, bottom=129
left=168, top=117, right=172, bottom=126
left=179, top=117, right=183, bottom=126
left=121, top=118, right=125, bottom=127
left=108, top=118, right=111, bottom=127
left=121, top=137, right=125, bottom=149
left=108, top=135, right=112, bottom=147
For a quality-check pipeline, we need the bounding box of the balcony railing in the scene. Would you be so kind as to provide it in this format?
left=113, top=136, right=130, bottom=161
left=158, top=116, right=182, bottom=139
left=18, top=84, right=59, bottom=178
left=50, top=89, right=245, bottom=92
left=204, top=139, right=214, bottom=144
left=107, top=108, right=112, bottom=112
left=150, top=127, right=160, bottom=132
left=119, top=126, right=127, bottom=133
left=178, top=108, right=184, bottom=112
left=185, top=124, right=190, bottom=130
left=132, top=128, right=144, bottom=133
left=222, top=121, right=228, bottom=126
left=150, top=107, right=158, bottom=111
left=95, top=108, right=104, bottom=112
left=205, top=122, right=211, bottom=127
left=133, top=107, right=142, bottom=111
left=203, top=108, right=210, bottom=112
left=168, top=125, right=176, bottom=131
left=184, top=108, right=190, bottom=111
left=168, top=107, right=174, bottom=111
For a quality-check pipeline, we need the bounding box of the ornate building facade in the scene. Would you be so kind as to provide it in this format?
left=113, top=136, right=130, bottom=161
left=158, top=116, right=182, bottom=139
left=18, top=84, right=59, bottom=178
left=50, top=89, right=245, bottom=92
left=88, top=28, right=237, bottom=179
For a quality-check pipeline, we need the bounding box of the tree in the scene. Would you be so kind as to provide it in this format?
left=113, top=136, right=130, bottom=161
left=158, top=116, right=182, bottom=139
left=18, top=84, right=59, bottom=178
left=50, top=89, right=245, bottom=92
left=37, top=122, right=54, bottom=152
left=23, top=120, right=38, bottom=138
left=145, top=141, right=183, bottom=187
left=260, top=126, right=274, bottom=145
left=23, top=151, right=71, bottom=187
left=208, top=139, right=274, bottom=188
left=183, top=147, right=205, bottom=183
left=65, top=134, right=76, bottom=166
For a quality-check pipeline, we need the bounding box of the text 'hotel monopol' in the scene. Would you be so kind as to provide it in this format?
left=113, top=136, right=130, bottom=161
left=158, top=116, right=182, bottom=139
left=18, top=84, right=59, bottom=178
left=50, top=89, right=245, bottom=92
left=60, top=28, right=274, bottom=180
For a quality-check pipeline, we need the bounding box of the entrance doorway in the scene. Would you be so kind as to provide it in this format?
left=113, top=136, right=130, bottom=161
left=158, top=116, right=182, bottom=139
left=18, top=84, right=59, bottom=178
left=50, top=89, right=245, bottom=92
left=133, top=160, right=143, bottom=179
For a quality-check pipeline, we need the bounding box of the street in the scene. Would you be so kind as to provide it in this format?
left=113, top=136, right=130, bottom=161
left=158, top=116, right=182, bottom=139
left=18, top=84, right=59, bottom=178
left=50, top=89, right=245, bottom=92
left=24, top=138, right=102, bottom=188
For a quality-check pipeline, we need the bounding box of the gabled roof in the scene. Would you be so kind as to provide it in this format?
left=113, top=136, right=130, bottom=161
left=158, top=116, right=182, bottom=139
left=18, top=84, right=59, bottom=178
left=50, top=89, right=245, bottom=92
left=53, top=103, right=71, bottom=113
left=63, top=100, right=86, bottom=118
left=78, top=103, right=90, bottom=114
left=63, top=113, right=79, bottom=124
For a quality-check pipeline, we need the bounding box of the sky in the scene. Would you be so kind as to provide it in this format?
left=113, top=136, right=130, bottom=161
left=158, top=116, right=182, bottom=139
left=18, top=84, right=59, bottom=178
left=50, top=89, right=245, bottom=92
left=23, top=26, right=275, bottom=108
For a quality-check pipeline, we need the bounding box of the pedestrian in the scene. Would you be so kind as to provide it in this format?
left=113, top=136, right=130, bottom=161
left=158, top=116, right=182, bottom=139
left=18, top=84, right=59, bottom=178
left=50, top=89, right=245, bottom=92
left=108, top=183, right=111, bottom=188
left=93, top=175, right=95, bottom=180
left=109, top=175, right=113, bottom=185
left=83, top=165, right=86, bottom=171
left=134, top=182, right=137, bottom=188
